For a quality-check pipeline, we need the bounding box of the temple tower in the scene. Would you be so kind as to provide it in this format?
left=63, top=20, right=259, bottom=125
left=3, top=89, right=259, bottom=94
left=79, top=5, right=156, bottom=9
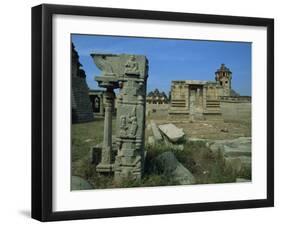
left=215, top=64, right=232, bottom=96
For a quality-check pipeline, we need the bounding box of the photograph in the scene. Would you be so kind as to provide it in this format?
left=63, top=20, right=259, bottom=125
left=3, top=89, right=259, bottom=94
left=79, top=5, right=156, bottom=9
left=71, top=34, right=252, bottom=190
left=30, top=3, right=274, bottom=221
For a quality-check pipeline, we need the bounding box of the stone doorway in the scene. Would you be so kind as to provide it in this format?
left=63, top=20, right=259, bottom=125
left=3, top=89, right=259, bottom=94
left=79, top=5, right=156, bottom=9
left=189, top=85, right=204, bottom=120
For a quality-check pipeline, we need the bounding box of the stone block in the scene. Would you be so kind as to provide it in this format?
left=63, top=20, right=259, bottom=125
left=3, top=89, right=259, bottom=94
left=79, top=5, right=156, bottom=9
left=158, top=123, right=185, bottom=143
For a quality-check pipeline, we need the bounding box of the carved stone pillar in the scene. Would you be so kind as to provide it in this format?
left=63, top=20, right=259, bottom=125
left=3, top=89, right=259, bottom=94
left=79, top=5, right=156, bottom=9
left=91, top=53, right=120, bottom=174
left=91, top=53, right=148, bottom=181
left=114, top=55, right=148, bottom=182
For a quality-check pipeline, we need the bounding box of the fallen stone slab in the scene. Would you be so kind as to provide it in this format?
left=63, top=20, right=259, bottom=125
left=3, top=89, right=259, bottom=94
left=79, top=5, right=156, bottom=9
left=223, top=145, right=251, bottom=157
left=224, top=156, right=251, bottom=173
left=227, top=137, right=251, bottom=147
left=155, top=151, right=195, bottom=185
left=150, top=120, right=163, bottom=141
left=158, top=123, right=185, bottom=143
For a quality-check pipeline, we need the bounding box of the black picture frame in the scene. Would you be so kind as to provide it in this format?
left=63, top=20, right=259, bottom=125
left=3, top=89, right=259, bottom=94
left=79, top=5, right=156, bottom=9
left=32, top=3, right=274, bottom=222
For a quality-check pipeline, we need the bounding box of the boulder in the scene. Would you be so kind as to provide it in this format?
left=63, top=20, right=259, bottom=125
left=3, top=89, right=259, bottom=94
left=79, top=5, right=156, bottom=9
left=225, top=156, right=251, bottom=172
left=163, top=139, right=184, bottom=151
left=208, top=137, right=251, bottom=157
left=158, top=123, right=185, bottom=143
left=155, top=151, right=195, bottom=185
left=71, top=176, right=94, bottom=190
left=208, top=137, right=251, bottom=174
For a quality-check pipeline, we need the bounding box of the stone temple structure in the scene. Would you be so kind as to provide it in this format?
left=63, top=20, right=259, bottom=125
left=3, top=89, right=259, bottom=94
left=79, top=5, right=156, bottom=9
left=147, top=89, right=169, bottom=105
left=169, top=64, right=234, bottom=120
left=71, top=43, right=94, bottom=123
left=215, top=63, right=232, bottom=96
left=91, top=53, right=148, bottom=182
left=88, top=89, right=117, bottom=117
left=88, top=89, right=105, bottom=117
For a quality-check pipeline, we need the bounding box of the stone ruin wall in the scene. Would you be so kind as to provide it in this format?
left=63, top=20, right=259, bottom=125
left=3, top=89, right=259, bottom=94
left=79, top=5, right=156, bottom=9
left=146, top=103, right=169, bottom=118
left=169, top=81, right=222, bottom=117
left=168, top=80, right=251, bottom=122
left=72, top=43, right=94, bottom=123
left=72, top=76, right=94, bottom=123
left=220, top=96, right=251, bottom=122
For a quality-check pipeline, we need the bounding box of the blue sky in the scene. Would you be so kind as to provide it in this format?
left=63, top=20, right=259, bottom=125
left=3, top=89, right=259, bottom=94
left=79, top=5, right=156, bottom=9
left=72, top=34, right=252, bottom=96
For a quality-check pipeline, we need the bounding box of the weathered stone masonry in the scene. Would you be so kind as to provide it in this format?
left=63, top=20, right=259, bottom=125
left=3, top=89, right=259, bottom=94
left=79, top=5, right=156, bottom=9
left=169, top=64, right=243, bottom=120
left=72, top=43, right=94, bottom=123
left=91, top=53, right=148, bottom=182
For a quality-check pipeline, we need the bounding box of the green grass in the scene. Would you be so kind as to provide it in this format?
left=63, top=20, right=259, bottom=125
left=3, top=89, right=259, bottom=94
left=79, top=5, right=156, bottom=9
left=71, top=119, right=248, bottom=190
left=71, top=118, right=117, bottom=162
left=71, top=118, right=115, bottom=180
left=145, top=141, right=237, bottom=185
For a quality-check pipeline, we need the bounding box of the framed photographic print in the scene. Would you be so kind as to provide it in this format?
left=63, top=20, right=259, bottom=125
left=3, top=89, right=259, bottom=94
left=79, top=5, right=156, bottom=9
left=32, top=4, right=274, bottom=221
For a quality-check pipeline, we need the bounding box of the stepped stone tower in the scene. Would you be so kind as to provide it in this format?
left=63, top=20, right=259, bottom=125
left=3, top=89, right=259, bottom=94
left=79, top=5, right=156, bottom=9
left=215, top=64, right=232, bottom=96
left=71, top=43, right=94, bottom=123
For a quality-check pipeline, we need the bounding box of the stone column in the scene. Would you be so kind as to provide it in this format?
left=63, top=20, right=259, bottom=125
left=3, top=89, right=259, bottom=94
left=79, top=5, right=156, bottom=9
left=96, top=88, right=114, bottom=172
left=185, top=84, right=189, bottom=112
left=91, top=53, right=120, bottom=174
left=99, top=93, right=105, bottom=116
left=196, top=87, right=200, bottom=106
left=203, top=86, right=207, bottom=112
